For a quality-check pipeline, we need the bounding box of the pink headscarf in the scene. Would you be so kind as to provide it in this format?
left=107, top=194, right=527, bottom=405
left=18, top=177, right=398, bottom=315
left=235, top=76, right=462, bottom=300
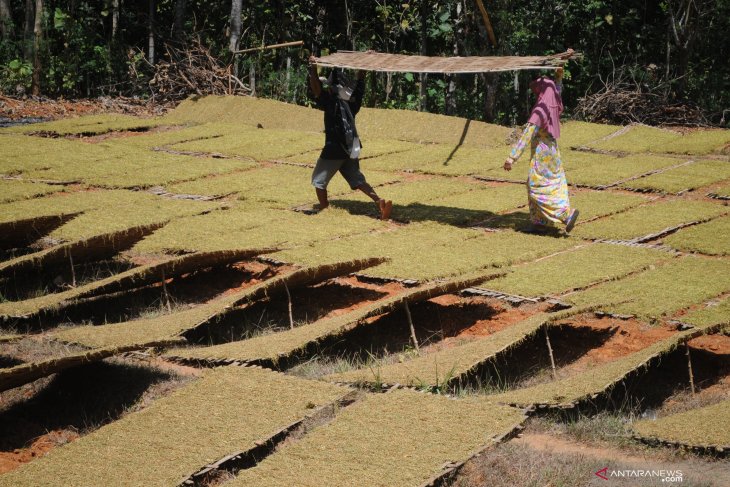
left=527, top=76, right=563, bottom=139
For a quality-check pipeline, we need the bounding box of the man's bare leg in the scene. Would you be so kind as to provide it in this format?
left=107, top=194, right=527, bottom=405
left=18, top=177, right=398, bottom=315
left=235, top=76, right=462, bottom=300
left=315, top=188, right=329, bottom=210
left=356, top=183, right=392, bottom=220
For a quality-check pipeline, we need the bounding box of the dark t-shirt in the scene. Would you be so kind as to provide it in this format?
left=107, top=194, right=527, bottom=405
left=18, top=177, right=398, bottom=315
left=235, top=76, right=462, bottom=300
left=316, top=79, right=365, bottom=160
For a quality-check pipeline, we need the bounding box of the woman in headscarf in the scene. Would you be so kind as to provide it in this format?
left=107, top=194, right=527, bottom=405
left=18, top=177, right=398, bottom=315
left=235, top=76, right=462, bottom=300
left=503, top=64, right=579, bottom=233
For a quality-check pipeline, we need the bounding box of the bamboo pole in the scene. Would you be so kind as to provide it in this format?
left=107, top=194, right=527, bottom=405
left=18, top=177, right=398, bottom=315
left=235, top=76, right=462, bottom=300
left=232, top=40, right=303, bottom=55
left=474, top=0, right=497, bottom=47
left=283, top=281, right=294, bottom=330
left=686, top=343, right=696, bottom=396
left=545, top=327, right=557, bottom=379
left=404, top=302, right=420, bottom=353
left=161, top=269, right=172, bottom=313
left=68, top=252, right=76, bottom=288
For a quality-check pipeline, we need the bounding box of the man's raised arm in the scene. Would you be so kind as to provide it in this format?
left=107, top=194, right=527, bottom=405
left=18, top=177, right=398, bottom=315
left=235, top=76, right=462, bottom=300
left=308, top=56, right=322, bottom=99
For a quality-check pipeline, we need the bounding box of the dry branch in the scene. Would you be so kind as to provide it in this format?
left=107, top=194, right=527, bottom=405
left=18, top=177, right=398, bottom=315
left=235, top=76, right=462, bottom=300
left=232, top=40, right=304, bottom=55
left=575, top=69, right=708, bottom=126
left=138, top=39, right=251, bottom=104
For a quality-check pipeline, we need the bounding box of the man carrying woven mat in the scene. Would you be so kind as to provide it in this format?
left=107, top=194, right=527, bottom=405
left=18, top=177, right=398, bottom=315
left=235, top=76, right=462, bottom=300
left=308, top=55, right=392, bottom=220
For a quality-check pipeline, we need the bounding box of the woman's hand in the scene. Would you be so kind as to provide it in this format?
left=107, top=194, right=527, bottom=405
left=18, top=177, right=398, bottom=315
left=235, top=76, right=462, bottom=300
left=503, top=157, right=514, bottom=171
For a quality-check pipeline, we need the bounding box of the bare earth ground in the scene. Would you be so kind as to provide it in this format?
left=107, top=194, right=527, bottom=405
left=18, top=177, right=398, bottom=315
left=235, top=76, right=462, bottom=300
left=0, top=95, right=166, bottom=121
left=0, top=355, right=197, bottom=474
left=455, top=429, right=730, bottom=487
left=1, top=95, right=729, bottom=486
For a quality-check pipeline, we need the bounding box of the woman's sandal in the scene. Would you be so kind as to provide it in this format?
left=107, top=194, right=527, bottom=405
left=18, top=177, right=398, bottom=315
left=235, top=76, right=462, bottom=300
left=565, top=209, right=580, bottom=233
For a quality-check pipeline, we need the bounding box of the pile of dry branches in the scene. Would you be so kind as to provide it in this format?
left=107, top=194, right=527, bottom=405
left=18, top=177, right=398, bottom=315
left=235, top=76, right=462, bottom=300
left=575, top=69, right=708, bottom=126
left=133, top=39, right=250, bottom=104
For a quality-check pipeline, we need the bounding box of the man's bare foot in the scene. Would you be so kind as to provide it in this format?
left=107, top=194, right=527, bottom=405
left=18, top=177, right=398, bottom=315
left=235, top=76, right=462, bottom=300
left=379, top=199, right=393, bottom=220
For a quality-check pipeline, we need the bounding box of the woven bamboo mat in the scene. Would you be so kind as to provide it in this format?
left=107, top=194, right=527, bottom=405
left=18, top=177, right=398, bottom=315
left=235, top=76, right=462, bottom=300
left=314, top=50, right=578, bottom=74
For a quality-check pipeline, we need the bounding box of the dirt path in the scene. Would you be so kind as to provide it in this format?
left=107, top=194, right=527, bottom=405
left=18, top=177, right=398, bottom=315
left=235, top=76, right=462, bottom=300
left=514, top=433, right=730, bottom=486
left=0, top=95, right=165, bottom=120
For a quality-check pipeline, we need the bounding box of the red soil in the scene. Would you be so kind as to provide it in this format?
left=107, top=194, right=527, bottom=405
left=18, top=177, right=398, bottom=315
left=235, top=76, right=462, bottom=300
left=0, top=429, right=79, bottom=474
left=456, top=300, right=547, bottom=339
left=398, top=297, right=550, bottom=353
left=0, top=94, right=164, bottom=120
left=568, top=316, right=677, bottom=361
left=217, top=261, right=292, bottom=297
left=689, top=334, right=730, bottom=354
left=317, top=277, right=405, bottom=319
left=545, top=316, right=678, bottom=381
left=436, top=296, right=528, bottom=340
left=340, top=275, right=405, bottom=297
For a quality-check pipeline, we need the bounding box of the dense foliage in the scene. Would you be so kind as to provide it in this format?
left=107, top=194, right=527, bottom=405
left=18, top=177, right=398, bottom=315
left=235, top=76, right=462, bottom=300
left=0, top=1, right=728, bottom=125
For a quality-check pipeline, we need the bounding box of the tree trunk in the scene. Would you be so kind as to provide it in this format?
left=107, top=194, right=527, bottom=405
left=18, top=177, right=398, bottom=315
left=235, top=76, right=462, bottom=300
left=24, top=0, right=34, bottom=60
left=368, top=70, right=378, bottom=108
left=0, top=0, right=14, bottom=40
left=285, top=56, right=291, bottom=101
left=344, top=0, right=353, bottom=49
left=676, top=46, right=690, bottom=96
left=173, top=0, right=185, bottom=43
left=314, top=5, right=326, bottom=56
left=482, top=73, right=497, bottom=123
left=446, top=75, right=457, bottom=116
left=111, top=0, right=119, bottom=41
left=229, top=0, right=242, bottom=52
left=419, top=0, right=427, bottom=112
left=249, top=64, right=255, bottom=97
left=148, top=0, right=155, bottom=64
left=445, top=4, right=461, bottom=116
left=668, top=0, right=699, bottom=98
left=30, top=0, right=42, bottom=96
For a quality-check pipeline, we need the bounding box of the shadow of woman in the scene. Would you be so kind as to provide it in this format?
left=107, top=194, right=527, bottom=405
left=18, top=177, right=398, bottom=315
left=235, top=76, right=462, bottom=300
left=331, top=199, right=496, bottom=227
left=331, top=199, right=568, bottom=238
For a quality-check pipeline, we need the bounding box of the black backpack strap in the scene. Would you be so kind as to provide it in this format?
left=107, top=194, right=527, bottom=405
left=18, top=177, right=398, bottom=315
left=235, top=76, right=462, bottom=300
left=337, top=98, right=358, bottom=153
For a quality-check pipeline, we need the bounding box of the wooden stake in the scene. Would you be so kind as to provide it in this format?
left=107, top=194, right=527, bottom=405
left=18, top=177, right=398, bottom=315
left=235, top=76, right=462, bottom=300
left=404, top=302, right=420, bottom=353
left=686, top=343, right=696, bottom=396
left=545, top=327, right=557, bottom=379
left=232, top=40, right=303, bottom=55
left=284, top=281, right=294, bottom=330
left=474, top=0, right=498, bottom=47
left=161, top=269, right=172, bottom=313
left=68, top=252, right=76, bottom=288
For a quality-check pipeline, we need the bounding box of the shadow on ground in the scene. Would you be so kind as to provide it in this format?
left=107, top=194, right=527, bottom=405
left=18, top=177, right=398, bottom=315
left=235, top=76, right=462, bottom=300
left=0, top=360, right=180, bottom=451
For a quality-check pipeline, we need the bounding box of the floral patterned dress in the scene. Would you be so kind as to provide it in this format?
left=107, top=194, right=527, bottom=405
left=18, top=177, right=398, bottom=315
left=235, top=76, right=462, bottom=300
left=509, top=123, right=572, bottom=226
